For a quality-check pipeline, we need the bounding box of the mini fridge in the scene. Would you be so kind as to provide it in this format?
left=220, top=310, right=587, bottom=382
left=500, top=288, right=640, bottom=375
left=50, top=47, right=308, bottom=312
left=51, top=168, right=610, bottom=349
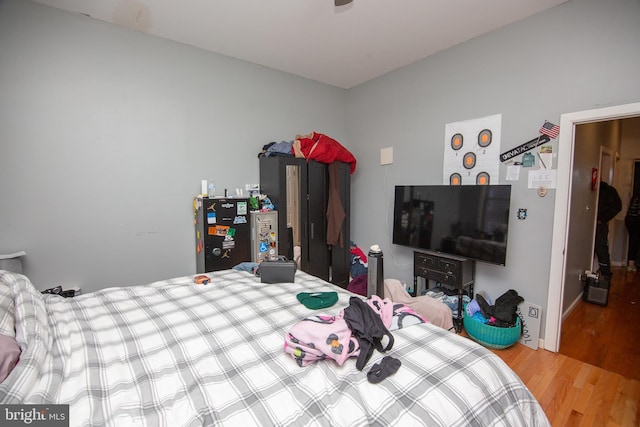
left=250, top=211, right=278, bottom=262
left=195, top=197, right=251, bottom=273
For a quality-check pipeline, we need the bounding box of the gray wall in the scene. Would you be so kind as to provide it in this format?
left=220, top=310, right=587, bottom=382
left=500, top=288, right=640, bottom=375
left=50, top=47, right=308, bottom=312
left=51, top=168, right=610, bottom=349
left=0, top=0, right=346, bottom=291
left=346, top=0, right=640, bottom=337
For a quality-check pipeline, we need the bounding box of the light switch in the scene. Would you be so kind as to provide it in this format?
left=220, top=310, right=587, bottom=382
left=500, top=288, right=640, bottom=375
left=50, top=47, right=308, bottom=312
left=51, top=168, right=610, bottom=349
left=380, top=147, right=393, bottom=165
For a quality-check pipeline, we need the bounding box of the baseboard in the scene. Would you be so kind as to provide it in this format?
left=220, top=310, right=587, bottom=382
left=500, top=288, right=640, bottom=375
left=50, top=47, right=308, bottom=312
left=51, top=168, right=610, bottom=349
left=521, top=338, right=546, bottom=350
left=538, top=293, right=583, bottom=353
left=562, top=293, right=583, bottom=321
left=533, top=294, right=581, bottom=353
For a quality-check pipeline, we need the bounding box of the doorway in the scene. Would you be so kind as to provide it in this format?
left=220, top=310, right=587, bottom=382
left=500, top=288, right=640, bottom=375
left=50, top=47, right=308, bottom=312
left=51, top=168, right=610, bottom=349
left=591, top=147, right=617, bottom=274
left=544, top=102, right=640, bottom=353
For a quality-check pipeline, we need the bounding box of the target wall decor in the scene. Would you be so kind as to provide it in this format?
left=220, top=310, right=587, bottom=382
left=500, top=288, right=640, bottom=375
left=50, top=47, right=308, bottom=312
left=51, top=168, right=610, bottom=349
left=443, top=114, right=502, bottom=185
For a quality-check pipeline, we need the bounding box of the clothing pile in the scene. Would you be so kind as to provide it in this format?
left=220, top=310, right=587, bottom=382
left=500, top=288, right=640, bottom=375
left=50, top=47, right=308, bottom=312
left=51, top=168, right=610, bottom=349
left=284, top=296, right=426, bottom=382
left=345, top=241, right=368, bottom=296
left=258, top=140, right=295, bottom=158
left=466, top=289, right=523, bottom=328
left=423, top=289, right=471, bottom=318
left=258, top=132, right=357, bottom=175
left=349, top=241, right=368, bottom=276
left=293, top=132, right=357, bottom=174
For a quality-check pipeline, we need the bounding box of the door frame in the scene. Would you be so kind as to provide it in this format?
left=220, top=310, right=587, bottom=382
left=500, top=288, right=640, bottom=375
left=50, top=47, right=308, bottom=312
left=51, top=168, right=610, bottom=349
left=544, top=102, right=640, bottom=352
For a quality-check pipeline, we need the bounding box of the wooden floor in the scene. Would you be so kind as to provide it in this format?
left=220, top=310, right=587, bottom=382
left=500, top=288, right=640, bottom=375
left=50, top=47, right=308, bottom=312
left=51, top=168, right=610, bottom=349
left=560, top=267, right=640, bottom=380
left=486, top=267, right=640, bottom=426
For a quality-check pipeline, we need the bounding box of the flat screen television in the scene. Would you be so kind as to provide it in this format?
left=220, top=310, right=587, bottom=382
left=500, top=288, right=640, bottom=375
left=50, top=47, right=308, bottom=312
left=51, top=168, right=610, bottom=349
left=392, top=185, right=512, bottom=265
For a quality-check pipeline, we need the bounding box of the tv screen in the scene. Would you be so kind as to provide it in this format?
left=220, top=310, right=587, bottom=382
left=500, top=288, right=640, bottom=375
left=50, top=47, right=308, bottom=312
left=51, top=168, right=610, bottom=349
left=392, top=185, right=511, bottom=265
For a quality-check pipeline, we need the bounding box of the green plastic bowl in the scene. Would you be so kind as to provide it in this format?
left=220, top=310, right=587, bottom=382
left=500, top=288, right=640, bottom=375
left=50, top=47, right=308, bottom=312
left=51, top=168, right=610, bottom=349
left=463, top=310, right=522, bottom=350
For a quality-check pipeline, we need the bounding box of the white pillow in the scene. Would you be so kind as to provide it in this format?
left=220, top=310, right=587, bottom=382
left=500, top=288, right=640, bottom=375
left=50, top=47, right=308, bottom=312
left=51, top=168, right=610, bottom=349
left=0, top=277, right=15, bottom=337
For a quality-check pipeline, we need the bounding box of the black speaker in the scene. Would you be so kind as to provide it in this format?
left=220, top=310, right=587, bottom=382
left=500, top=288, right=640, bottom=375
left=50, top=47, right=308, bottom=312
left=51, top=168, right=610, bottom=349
left=582, top=276, right=609, bottom=306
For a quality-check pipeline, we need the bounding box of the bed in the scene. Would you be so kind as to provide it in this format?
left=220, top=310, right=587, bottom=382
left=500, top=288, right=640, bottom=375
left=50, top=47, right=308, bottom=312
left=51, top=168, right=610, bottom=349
left=0, top=269, right=549, bottom=426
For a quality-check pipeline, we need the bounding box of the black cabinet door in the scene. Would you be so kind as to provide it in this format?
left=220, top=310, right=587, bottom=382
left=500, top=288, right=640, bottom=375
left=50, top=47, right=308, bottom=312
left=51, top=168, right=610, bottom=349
left=305, top=160, right=330, bottom=281
left=328, top=161, right=351, bottom=287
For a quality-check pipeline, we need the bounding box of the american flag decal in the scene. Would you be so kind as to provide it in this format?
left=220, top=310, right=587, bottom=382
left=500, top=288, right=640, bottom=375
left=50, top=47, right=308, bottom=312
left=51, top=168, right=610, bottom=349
left=539, top=121, right=560, bottom=139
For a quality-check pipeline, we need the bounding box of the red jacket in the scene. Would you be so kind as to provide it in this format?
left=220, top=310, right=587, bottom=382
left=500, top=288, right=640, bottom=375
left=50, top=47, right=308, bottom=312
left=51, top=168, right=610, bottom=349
left=294, top=132, right=357, bottom=174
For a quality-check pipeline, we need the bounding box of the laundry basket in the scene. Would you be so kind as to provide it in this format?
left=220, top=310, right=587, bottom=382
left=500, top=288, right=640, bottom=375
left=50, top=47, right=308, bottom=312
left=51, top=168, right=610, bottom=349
left=463, top=310, right=521, bottom=350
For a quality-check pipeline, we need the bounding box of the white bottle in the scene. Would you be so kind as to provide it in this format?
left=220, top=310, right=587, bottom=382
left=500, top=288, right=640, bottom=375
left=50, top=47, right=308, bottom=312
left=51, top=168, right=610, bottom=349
left=208, top=181, right=216, bottom=199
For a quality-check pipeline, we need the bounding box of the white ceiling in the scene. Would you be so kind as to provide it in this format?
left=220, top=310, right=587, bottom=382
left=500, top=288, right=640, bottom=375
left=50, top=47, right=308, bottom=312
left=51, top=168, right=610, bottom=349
left=32, top=0, right=568, bottom=89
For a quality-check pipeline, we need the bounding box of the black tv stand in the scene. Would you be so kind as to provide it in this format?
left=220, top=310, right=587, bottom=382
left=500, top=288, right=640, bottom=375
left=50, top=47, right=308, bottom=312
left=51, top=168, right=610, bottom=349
left=413, top=251, right=475, bottom=333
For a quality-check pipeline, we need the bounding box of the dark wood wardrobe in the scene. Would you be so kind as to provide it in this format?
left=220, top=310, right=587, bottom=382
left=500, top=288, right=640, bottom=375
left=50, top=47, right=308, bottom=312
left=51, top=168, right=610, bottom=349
left=259, top=156, right=351, bottom=287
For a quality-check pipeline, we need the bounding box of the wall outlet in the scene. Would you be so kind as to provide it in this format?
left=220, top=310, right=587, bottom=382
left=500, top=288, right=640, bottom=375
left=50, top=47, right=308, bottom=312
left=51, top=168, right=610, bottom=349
left=380, top=147, right=394, bottom=165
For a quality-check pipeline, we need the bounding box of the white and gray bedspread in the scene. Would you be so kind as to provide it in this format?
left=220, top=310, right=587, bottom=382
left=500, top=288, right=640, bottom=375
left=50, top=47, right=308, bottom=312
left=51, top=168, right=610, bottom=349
left=0, top=269, right=549, bottom=426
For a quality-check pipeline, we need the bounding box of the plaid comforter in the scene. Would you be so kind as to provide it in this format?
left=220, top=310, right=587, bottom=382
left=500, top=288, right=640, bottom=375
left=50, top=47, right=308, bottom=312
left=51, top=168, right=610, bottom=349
left=0, top=270, right=549, bottom=426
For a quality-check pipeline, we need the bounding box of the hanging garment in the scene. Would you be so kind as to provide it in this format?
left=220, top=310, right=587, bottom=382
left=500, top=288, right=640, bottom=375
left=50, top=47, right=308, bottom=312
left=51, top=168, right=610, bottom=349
left=326, top=162, right=346, bottom=247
